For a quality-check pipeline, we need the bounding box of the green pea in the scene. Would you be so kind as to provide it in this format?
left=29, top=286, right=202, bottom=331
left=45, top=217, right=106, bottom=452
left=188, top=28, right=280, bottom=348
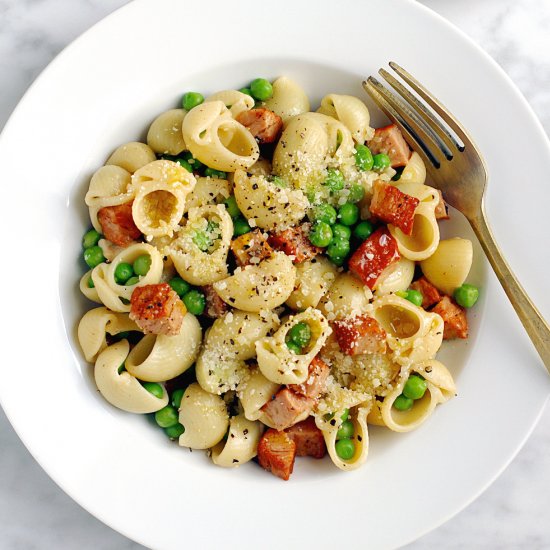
left=169, top=277, right=190, bottom=297
left=454, top=283, right=479, bottom=308
left=142, top=382, right=164, bottom=399
left=286, top=341, right=302, bottom=355
left=171, top=388, right=185, bottom=409
left=249, top=78, right=273, bottom=101
left=115, top=331, right=130, bottom=341
left=82, top=229, right=101, bottom=249
left=340, top=408, right=350, bottom=421
left=193, top=230, right=211, bottom=252
left=309, top=221, right=333, bottom=248
left=180, top=151, right=204, bottom=171
left=327, top=238, right=350, bottom=264
left=403, top=374, right=428, bottom=400
left=335, top=438, right=355, bottom=460
left=393, top=394, right=414, bottom=411
left=87, top=277, right=95, bottom=289
left=114, top=262, right=134, bottom=285
left=323, top=168, right=345, bottom=192
left=353, top=220, right=374, bottom=241
left=347, top=184, right=365, bottom=203
left=204, top=167, right=227, bottom=179
left=224, top=195, right=241, bottom=219
left=405, top=289, right=423, bottom=307
left=176, top=158, right=193, bottom=172
left=125, top=276, right=139, bottom=286
left=239, top=87, right=252, bottom=97
left=270, top=175, right=288, bottom=188
left=310, top=204, right=337, bottom=225
left=164, top=423, right=185, bottom=439
left=332, top=223, right=352, bottom=241
left=183, top=289, right=206, bottom=315
left=338, top=203, right=359, bottom=226
left=133, top=254, right=151, bottom=276
left=288, top=322, right=311, bottom=348
left=233, top=216, right=251, bottom=236
left=354, top=143, right=374, bottom=171
left=182, top=91, right=204, bottom=111
left=83, top=246, right=105, bottom=269
left=336, top=420, right=354, bottom=440
left=155, top=405, right=179, bottom=428
left=372, top=153, right=391, bottom=171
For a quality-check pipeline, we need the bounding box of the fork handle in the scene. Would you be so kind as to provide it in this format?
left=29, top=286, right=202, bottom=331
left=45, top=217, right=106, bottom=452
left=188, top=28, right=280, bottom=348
left=470, top=208, right=550, bottom=372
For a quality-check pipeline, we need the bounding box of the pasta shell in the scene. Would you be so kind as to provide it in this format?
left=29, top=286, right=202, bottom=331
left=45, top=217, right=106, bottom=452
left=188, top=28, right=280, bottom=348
left=263, top=76, right=310, bottom=123
left=178, top=383, right=229, bottom=450
left=420, top=238, right=473, bottom=295
left=105, top=142, right=156, bottom=174
left=146, top=109, right=187, bottom=155
left=398, top=151, right=427, bottom=184
left=94, top=340, right=169, bottom=414
left=212, top=252, right=296, bottom=312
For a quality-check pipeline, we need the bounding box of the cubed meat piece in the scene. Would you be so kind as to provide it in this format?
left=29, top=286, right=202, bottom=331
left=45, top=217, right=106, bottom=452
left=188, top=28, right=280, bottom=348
left=434, top=190, right=449, bottom=220
left=261, top=388, right=314, bottom=431
left=285, top=417, right=326, bottom=459
left=97, top=202, right=142, bottom=247
left=129, top=283, right=186, bottom=335
left=288, top=357, right=330, bottom=399
left=367, top=124, right=411, bottom=168
left=410, top=276, right=442, bottom=309
left=257, top=429, right=297, bottom=481
left=201, top=284, right=228, bottom=319
left=333, top=314, right=387, bottom=355
left=431, top=295, right=468, bottom=339
left=348, top=227, right=400, bottom=289
left=268, top=223, right=321, bottom=264
left=235, top=108, right=283, bottom=144
left=230, top=229, right=273, bottom=267
left=369, top=180, right=419, bottom=235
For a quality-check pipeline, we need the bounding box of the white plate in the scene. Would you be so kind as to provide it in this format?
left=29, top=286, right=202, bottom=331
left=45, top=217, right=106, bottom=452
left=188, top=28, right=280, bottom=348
left=0, top=0, right=549, bottom=548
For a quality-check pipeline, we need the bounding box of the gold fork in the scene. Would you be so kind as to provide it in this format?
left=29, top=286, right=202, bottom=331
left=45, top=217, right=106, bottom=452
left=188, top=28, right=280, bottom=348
left=363, top=62, right=550, bottom=373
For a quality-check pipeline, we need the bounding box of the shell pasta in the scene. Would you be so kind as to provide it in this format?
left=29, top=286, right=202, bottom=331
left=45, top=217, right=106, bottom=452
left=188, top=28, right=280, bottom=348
left=76, top=76, right=478, bottom=481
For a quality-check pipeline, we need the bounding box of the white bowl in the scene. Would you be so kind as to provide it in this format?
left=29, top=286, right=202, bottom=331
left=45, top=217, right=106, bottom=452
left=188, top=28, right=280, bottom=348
left=0, top=0, right=549, bottom=548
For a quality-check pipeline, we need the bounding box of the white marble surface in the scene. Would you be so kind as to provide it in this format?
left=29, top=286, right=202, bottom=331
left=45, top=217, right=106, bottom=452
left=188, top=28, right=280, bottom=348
left=0, top=0, right=549, bottom=548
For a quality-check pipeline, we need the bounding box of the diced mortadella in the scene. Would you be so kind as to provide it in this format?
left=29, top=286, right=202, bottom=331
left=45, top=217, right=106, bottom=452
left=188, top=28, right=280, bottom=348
left=200, top=284, right=229, bottom=319
left=410, top=276, right=442, bottom=309
left=333, top=314, right=387, bottom=355
left=230, top=228, right=273, bottom=267
left=288, top=356, right=330, bottom=399
left=235, top=108, right=283, bottom=145
left=431, top=295, right=468, bottom=339
left=348, top=227, right=400, bottom=289
left=129, top=283, right=186, bottom=335
left=97, top=201, right=142, bottom=247
left=268, top=223, right=321, bottom=264
left=285, top=417, right=326, bottom=459
left=369, top=180, right=419, bottom=235
left=260, top=388, right=315, bottom=431
left=367, top=124, right=411, bottom=168
left=257, top=429, right=297, bottom=481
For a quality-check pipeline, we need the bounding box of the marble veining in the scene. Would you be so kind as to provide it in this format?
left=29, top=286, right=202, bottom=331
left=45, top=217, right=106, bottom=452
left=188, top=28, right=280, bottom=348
left=0, top=0, right=548, bottom=548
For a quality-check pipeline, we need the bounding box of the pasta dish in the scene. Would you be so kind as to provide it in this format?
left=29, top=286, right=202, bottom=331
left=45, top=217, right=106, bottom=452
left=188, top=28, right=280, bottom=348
left=77, top=77, right=479, bottom=480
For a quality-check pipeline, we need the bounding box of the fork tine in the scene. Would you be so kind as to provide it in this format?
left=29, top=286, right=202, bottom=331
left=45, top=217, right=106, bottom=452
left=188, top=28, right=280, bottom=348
left=364, top=76, right=450, bottom=168
left=389, top=61, right=473, bottom=151
left=363, top=78, right=440, bottom=170
left=379, top=68, right=461, bottom=155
